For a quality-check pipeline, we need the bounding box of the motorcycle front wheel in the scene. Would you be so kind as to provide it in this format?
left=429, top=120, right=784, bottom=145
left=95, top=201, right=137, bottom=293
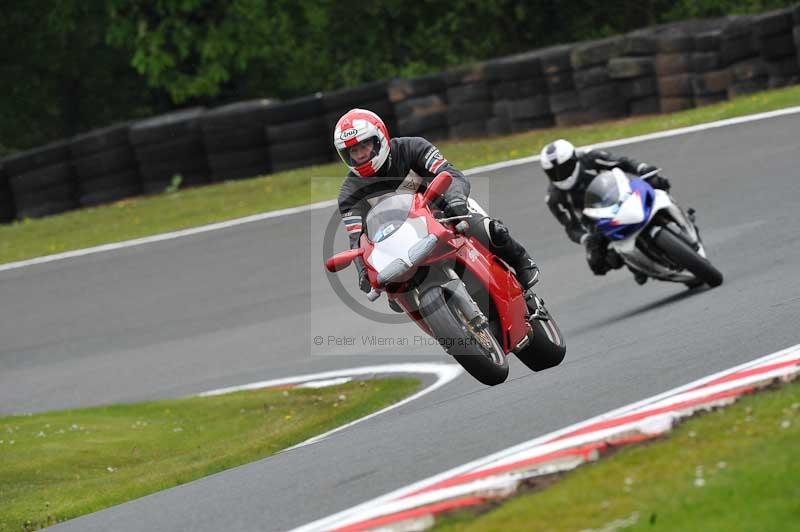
left=654, top=228, right=723, bottom=287
left=419, top=286, right=509, bottom=386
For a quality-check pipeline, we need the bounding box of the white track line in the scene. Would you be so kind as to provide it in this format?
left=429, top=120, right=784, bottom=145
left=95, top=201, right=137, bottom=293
left=292, top=342, right=800, bottom=532
left=3, top=105, right=800, bottom=274
left=197, top=363, right=463, bottom=451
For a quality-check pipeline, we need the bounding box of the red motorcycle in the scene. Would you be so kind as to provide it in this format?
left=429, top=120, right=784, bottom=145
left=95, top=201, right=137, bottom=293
left=325, top=172, right=566, bottom=385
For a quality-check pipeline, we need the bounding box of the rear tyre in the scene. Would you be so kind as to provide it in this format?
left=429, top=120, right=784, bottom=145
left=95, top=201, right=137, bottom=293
left=654, top=228, right=723, bottom=287
left=419, top=287, right=508, bottom=386
left=515, top=297, right=567, bottom=372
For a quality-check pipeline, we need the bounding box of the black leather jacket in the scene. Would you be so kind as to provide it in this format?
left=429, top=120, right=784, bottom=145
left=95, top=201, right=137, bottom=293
left=338, top=136, right=469, bottom=249
left=545, top=149, right=669, bottom=244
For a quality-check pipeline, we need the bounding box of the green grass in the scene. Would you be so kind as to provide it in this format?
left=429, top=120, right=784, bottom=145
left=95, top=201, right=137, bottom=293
left=2, top=85, right=800, bottom=265
left=435, top=380, right=800, bottom=532
left=0, top=378, right=419, bottom=531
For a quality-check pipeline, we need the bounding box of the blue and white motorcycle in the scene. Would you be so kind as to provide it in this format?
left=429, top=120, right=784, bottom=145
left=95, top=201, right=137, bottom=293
left=582, top=168, right=723, bottom=288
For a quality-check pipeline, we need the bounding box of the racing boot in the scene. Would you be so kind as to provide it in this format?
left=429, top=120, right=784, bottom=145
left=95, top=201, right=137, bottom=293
left=486, top=219, right=540, bottom=292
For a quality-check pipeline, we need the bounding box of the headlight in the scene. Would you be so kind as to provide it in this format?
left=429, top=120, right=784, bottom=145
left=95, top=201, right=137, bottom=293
left=408, top=234, right=437, bottom=265
left=377, top=258, right=410, bottom=285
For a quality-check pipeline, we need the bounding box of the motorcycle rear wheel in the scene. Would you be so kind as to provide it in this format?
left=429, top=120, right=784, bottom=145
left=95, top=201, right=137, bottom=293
left=654, top=228, right=723, bottom=287
left=419, top=286, right=509, bottom=386
left=516, top=298, right=567, bottom=372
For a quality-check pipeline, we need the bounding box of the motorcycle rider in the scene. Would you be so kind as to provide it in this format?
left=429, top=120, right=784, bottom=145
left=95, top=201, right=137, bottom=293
left=335, top=108, right=540, bottom=307
left=539, top=139, right=671, bottom=284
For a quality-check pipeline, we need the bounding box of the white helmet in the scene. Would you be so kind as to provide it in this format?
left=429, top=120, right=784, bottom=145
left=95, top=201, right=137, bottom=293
left=540, top=139, right=580, bottom=191
left=333, top=108, right=391, bottom=177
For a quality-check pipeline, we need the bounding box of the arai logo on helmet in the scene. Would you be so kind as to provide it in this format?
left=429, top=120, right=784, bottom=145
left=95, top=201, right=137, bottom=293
left=340, top=128, right=358, bottom=141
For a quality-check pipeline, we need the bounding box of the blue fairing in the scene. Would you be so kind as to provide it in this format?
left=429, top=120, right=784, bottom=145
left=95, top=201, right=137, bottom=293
left=594, top=179, right=656, bottom=240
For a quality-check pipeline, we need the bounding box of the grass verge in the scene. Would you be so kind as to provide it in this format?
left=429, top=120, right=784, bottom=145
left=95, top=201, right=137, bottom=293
left=2, top=85, right=800, bottom=265
left=0, top=377, right=419, bottom=531
left=435, top=379, right=800, bottom=532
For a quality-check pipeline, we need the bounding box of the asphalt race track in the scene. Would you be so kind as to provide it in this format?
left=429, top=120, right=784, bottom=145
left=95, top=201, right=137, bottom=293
left=2, top=113, right=799, bottom=531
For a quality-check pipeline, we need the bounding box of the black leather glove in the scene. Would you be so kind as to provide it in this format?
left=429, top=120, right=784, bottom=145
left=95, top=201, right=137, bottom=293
left=444, top=195, right=469, bottom=218
left=582, top=233, right=610, bottom=275
left=356, top=262, right=371, bottom=293
left=647, top=175, right=671, bottom=192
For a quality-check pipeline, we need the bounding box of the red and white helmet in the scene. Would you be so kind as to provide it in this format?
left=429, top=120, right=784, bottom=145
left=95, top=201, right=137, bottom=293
left=333, top=109, right=391, bottom=177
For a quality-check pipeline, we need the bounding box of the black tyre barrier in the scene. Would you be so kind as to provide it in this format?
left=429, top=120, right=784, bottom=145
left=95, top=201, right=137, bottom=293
left=72, top=146, right=136, bottom=180
left=728, top=77, right=769, bottom=97
left=129, top=107, right=205, bottom=146
left=446, top=83, right=490, bottom=106
left=484, top=51, right=543, bottom=82
left=540, top=45, right=573, bottom=74
left=268, top=137, right=329, bottom=164
left=692, top=69, right=732, bottom=96
left=321, top=80, right=390, bottom=110
left=259, top=94, right=325, bottom=125
left=8, top=162, right=73, bottom=194
left=486, top=116, right=512, bottom=136
left=629, top=96, right=661, bottom=115
left=720, top=35, right=757, bottom=65
left=694, top=92, right=729, bottom=106
left=754, top=9, right=794, bottom=38
left=620, top=77, right=659, bottom=99
left=396, top=111, right=448, bottom=136
left=548, top=91, right=582, bottom=114
left=658, top=73, right=693, bottom=97
left=77, top=170, right=141, bottom=207
left=607, top=57, right=655, bottom=79
left=621, top=34, right=657, bottom=56
left=573, top=65, right=611, bottom=89
left=507, top=96, right=551, bottom=120
left=694, top=31, right=722, bottom=52
left=656, top=34, right=694, bottom=53
left=690, top=52, right=722, bottom=73
left=388, top=73, right=448, bottom=103
left=571, top=36, right=625, bottom=69
left=659, top=97, right=694, bottom=113
left=554, top=109, right=593, bottom=127
left=207, top=148, right=271, bottom=173
left=394, top=95, right=447, bottom=120
left=655, top=53, right=691, bottom=76
left=266, top=116, right=327, bottom=144
left=768, top=74, right=800, bottom=87
left=544, top=71, right=575, bottom=92
left=0, top=164, right=16, bottom=222
left=203, top=126, right=267, bottom=154
left=447, top=101, right=493, bottom=125
left=760, top=32, right=797, bottom=59
left=200, top=99, right=279, bottom=132
left=444, top=63, right=488, bottom=86
left=490, top=78, right=548, bottom=100
left=134, top=137, right=205, bottom=164
left=730, top=58, right=768, bottom=80
left=766, top=56, right=800, bottom=77
left=324, top=98, right=395, bottom=131
left=138, top=160, right=208, bottom=190
left=449, top=120, right=488, bottom=139
left=509, top=116, right=554, bottom=133
left=69, top=123, right=131, bottom=159
left=578, top=83, right=620, bottom=108
left=14, top=186, right=77, bottom=219
left=2, top=140, right=70, bottom=176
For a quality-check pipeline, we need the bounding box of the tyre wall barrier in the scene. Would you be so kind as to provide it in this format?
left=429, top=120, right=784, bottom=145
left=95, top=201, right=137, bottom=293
left=3, top=5, right=800, bottom=222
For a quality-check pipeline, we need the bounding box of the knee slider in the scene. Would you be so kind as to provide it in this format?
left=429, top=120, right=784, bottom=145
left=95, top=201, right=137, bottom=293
left=489, top=219, right=511, bottom=246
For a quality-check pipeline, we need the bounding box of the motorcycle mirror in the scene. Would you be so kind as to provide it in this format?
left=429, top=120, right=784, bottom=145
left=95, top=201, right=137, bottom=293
left=325, top=248, right=364, bottom=272
left=422, top=171, right=453, bottom=205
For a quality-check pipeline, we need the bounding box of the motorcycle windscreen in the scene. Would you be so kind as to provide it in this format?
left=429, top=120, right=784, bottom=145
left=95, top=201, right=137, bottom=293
left=582, top=168, right=629, bottom=220
left=367, top=216, right=429, bottom=272
left=366, top=193, right=414, bottom=243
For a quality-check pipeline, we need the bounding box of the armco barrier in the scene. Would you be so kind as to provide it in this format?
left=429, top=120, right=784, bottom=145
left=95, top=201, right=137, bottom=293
left=2, top=4, right=800, bottom=222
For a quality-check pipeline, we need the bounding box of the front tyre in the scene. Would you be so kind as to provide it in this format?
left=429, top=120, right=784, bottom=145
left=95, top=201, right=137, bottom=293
left=654, top=228, right=723, bottom=287
left=419, top=286, right=508, bottom=386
